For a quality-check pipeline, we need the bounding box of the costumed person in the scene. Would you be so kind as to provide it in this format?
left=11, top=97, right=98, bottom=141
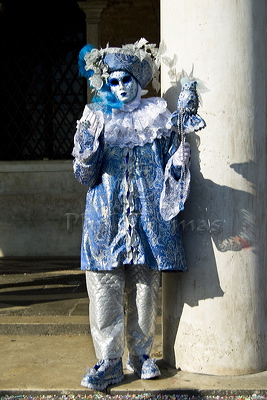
left=72, top=38, right=191, bottom=391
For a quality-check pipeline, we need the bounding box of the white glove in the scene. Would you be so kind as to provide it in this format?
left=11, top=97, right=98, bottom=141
left=172, top=142, right=191, bottom=167
left=80, top=107, right=103, bottom=138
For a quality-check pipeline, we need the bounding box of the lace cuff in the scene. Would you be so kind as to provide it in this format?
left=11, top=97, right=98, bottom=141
left=160, top=156, right=191, bottom=221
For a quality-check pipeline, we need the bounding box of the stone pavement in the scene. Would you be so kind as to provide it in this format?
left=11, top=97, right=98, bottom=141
left=0, top=257, right=267, bottom=397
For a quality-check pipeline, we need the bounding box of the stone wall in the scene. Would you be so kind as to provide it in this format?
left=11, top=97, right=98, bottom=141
left=0, top=161, right=87, bottom=257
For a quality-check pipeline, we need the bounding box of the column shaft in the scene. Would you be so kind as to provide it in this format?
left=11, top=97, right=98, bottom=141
left=161, top=0, right=267, bottom=375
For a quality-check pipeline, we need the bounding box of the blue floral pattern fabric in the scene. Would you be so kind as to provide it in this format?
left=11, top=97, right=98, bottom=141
left=73, top=98, right=187, bottom=272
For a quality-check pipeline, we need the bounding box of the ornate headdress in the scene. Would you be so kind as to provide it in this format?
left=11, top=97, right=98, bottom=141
left=78, top=38, right=162, bottom=92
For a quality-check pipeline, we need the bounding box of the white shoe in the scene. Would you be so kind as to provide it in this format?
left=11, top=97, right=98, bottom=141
left=81, top=358, right=124, bottom=390
left=126, top=354, right=161, bottom=379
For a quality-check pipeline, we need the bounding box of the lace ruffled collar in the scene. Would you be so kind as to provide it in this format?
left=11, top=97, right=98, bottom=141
left=103, top=90, right=171, bottom=148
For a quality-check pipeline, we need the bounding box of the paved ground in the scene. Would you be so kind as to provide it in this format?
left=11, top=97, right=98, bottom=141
left=0, top=257, right=267, bottom=397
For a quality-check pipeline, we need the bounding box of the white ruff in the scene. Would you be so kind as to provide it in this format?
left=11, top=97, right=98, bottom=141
left=104, top=97, right=172, bottom=148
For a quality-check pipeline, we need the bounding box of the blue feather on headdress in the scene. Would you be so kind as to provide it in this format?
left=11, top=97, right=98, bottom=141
left=78, top=44, right=95, bottom=79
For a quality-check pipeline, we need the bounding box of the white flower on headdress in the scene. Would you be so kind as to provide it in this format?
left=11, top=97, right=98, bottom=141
left=152, top=77, right=161, bottom=92
left=155, top=41, right=167, bottom=68
left=84, top=48, right=101, bottom=71
left=135, top=37, right=148, bottom=48
left=101, top=64, right=109, bottom=80
left=89, top=73, right=104, bottom=90
left=162, top=54, right=178, bottom=83
left=83, top=48, right=110, bottom=90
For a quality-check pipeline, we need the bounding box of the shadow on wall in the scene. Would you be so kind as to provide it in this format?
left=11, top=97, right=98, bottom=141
left=162, top=84, right=256, bottom=365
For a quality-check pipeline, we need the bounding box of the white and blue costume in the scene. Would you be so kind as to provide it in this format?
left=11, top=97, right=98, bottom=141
left=72, top=39, right=190, bottom=390
left=73, top=94, right=187, bottom=272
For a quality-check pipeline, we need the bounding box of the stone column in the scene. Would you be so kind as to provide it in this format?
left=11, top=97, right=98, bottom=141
left=78, top=0, right=107, bottom=101
left=78, top=0, right=107, bottom=47
left=161, top=0, right=267, bottom=375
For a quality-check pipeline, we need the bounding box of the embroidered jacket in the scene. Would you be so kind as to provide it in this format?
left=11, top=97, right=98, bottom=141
left=72, top=96, right=188, bottom=271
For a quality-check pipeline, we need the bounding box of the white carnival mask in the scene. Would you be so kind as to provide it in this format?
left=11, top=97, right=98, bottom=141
left=108, top=71, right=138, bottom=104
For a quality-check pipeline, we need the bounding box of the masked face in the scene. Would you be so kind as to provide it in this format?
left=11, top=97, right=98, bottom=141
left=108, top=71, right=138, bottom=104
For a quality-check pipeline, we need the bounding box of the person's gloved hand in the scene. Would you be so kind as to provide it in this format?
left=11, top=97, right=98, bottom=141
left=82, top=109, right=103, bottom=137
left=172, top=142, right=191, bottom=167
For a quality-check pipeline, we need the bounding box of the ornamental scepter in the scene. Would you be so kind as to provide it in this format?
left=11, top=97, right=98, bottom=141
left=168, top=71, right=207, bottom=211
